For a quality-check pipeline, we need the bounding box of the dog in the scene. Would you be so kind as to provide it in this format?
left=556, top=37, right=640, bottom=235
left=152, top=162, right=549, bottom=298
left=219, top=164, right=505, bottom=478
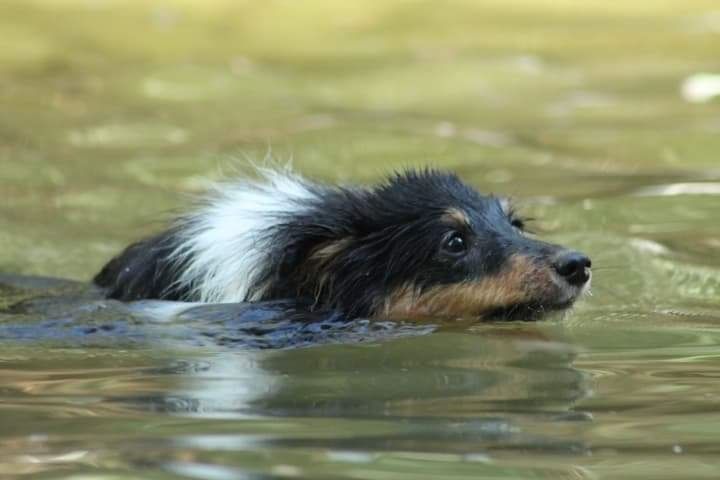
left=94, top=167, right=591, bottom=321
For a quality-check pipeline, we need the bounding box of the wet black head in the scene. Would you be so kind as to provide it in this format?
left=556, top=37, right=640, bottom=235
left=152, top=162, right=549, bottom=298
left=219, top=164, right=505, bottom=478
left=259, top=169, right=591, bottom=320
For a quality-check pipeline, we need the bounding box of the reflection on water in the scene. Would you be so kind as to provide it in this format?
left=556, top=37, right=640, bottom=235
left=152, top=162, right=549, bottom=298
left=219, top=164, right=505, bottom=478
left=67, top=123, right=189, bottom=148
left=681, top=73, right=720, bottom=103
left=2, top=0, right=720, bottom=478
left=0, top=303, right=595, bottom=477
left=633, top=182, right=720, bottom=197
left=4, top=306, right=720, bottom=478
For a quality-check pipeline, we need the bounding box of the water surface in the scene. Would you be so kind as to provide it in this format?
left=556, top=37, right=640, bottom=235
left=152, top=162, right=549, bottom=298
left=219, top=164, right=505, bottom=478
left=1, top=1, right=720, bottom=478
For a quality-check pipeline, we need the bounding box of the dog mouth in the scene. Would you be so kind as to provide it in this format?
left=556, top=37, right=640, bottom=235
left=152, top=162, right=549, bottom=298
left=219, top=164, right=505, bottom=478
left=485, top=274, right=591, bottom=321
left=483, top=298, right=575, bottom=321
left=380, top=256, right=592, bottom=322
left=381, top=275, right=590, bottom=322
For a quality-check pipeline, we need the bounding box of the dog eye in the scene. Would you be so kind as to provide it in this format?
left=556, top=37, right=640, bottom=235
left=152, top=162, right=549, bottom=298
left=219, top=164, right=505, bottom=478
left=442, top=232, right=467, bottom=255
left=510, top=217, right=525, bottom=230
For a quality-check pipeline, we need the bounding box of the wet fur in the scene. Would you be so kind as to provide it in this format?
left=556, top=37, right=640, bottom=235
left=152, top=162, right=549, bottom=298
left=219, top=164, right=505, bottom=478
left=95, top=167, right=587, bottom=320
left=383, top=255, right=561, bottom=320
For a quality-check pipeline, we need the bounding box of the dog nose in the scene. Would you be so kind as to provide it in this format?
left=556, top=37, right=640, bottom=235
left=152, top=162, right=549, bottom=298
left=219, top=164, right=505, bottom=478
left=553, top=251, right=591, bottom=286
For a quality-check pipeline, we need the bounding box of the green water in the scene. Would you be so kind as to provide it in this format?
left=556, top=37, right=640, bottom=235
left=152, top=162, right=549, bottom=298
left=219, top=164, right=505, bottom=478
left=2, top=0, right=720, bottom=478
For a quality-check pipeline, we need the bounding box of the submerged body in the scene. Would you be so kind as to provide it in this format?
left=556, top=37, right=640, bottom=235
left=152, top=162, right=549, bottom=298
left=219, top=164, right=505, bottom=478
left=95, top=168, right=591, bottom=320
left=0, top=279, right=432, bottom=349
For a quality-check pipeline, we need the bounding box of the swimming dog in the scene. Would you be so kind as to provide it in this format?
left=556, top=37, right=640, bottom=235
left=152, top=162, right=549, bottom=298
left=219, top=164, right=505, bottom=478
left=94, top=167, right=591, bottom=320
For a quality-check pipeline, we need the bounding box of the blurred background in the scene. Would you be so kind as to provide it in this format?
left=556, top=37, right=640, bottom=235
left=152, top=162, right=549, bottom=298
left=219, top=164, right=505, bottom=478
left=3, top=2, right=720, bottom=479
left=2, top=0, right=719, bottom=281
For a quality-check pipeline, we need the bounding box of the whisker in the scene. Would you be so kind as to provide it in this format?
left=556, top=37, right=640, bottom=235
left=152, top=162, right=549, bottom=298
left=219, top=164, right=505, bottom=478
left=585, top=283, right=628, bottom=301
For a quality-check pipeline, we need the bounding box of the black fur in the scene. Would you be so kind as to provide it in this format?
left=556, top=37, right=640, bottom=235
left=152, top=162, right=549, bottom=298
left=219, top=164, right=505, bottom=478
left=94, top=228, right=190, bottom=301
left=95, top=169, right=588, bottom=319
left=253, top=170, right=559, bottom=317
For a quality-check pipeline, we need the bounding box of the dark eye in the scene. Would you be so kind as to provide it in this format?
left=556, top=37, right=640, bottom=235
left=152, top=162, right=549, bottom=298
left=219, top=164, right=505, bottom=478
left=510, top=217, right=525, bottom=230
left=442, top=232, right=467, bottom=255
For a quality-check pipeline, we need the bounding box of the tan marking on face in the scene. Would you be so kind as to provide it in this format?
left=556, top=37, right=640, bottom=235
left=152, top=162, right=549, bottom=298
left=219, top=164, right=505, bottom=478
left=441, top=208, right=471, bottom=229
left=380, top=254, right=559, bottom=320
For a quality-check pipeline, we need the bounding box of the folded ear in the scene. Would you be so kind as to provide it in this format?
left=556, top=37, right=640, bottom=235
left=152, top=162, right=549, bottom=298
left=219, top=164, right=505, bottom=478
left=252, top=218, right=354, bottom=301
left=300, top=237, right=355, bottom=302
left=265, top=230, right=401, bottom=318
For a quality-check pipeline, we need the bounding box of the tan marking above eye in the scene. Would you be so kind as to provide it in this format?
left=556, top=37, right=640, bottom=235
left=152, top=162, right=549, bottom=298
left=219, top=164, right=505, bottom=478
left=379, top=254, right=558, bottom=320
left=441, top=208, right=471, bottom=229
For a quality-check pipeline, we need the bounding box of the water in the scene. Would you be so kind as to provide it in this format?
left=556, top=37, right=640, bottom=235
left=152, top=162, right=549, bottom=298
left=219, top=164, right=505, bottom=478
left=2, top=0, right=720, bottom=478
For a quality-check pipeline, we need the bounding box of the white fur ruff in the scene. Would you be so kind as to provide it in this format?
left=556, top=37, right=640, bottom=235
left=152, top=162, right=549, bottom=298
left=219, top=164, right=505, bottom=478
left=167, top=167, right=318, bottom=303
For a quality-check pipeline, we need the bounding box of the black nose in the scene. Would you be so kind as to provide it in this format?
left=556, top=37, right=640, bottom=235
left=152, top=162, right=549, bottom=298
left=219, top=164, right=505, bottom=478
left=553, top=251, right=591, bottom=286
